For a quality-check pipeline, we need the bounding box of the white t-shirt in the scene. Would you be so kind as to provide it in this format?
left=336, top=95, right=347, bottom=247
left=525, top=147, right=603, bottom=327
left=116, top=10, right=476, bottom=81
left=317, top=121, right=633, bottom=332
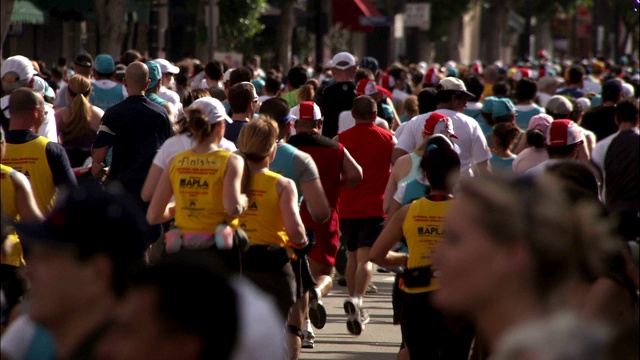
left=395, top=109, right=491, bottom=177
left=337, top=110, right=389, bottom=133
left=153, top=133, right=237, bottom=169
left=592, top=128, right=639, bottom=171
left=158, top=86, right=183, bottom=112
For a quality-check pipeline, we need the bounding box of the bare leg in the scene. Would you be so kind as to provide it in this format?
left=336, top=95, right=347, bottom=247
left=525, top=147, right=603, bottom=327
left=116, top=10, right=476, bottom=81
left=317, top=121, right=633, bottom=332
left=287, top=293, right=308, bottom=360
left=346, top=251, right=358, bottom=296
left=355, top=247, right=373, bottom=297
left=309, top=258, right=333, bottom=297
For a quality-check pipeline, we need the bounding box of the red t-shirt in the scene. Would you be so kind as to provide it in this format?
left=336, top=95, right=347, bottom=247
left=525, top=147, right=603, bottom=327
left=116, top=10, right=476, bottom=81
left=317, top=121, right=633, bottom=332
left=338, top=123, right=394, bottom=219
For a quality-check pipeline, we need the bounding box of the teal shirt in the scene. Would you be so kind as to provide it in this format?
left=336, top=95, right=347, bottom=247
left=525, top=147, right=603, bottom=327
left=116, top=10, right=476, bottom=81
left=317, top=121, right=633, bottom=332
left=490, top=154, right=515, bottom=174
left=515, top=104, right=543, bottom=130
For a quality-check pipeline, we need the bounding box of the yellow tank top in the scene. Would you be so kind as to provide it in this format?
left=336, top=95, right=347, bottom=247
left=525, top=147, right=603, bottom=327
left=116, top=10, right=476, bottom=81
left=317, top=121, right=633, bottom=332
left=239, top=170, right=288, bottom=247
left=4, top=136, right=56, bottom=214
left=169, top=149, right=238, bottom=233
left=400, top=197, right=454, bottom=293
left=0, top=164, right=25, bottom=267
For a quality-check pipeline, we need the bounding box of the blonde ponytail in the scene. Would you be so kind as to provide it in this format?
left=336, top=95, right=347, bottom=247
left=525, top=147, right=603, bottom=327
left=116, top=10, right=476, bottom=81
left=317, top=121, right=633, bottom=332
left=62, top=75, right=92, bottom=143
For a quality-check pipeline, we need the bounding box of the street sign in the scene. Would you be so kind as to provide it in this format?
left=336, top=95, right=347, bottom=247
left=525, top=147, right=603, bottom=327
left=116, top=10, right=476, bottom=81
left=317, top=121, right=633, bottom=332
left=404, top=3, right=431, bottom=30
left=359, top=15, right=393, bottom=27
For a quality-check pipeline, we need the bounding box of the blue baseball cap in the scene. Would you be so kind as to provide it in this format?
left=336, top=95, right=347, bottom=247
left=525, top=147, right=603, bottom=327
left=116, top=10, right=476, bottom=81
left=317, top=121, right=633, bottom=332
left=146, top=61, right=162, bottom=89
left=481, top=96, right=497, bottom=114
left=492, top=98, right=516, bottom=118
left=93, top=54, right=115, bottom=74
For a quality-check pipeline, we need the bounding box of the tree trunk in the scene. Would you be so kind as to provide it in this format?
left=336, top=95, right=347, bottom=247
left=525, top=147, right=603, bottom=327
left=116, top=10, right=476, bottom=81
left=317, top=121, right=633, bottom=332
left=94, top=0, right=128, bottom=57
left=484, top=0, right=509, bottom=63
left=1, top=0, right=15, bottom=59
left=444, top=16, right=463, bottom=62
left=276, top=0, right=296, bottom=72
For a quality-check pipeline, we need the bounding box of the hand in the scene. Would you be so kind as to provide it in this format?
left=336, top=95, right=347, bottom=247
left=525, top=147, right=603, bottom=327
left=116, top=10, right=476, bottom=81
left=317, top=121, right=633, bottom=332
left=91, top=162, right=106, bottom=178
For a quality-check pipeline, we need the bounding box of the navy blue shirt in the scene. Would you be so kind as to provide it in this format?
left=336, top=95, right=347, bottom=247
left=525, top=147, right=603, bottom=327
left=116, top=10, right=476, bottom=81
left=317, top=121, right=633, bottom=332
left=93, top=95, right=173, bottom=197
left=224, top=120, right=249, bottom=145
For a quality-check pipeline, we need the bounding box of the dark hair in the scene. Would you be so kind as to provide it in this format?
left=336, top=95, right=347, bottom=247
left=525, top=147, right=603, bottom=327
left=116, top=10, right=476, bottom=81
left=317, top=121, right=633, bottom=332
left=544, top=161, right=600, bottom=204
left=264, top=77, right=281, bottom=95
left=229, top=67, right=252, bottom=87
left=127, top=252, right=237, bottom=360
left=228, top=82, right=255, bottom=113
left=547, top=143, right=579, bottom=158
left=418, top=87, right=438, bottom=114
left=259, top=97, right=290, bottom=127
left=420, top=135, right=460, bottom=192
left=493, top=122, right=520, bottom=149
left=355, top=68, right=374, bottom=83
left=120, top=49, right=142, bottom=66
left=567, top=65, right=585, bottom=84
left=492, top=82, right=510, bottom=98
left=388, top=67, right=406, bottom=81
left=185, top=107, right=220, bottom=144
left=516, top=78, right=538, bottom=101
left=351, top=95, right=377, bottom=119
left=204, top=60, right=224, bottom=81
left=286, top=66, right=308, bottom=89
left=615, top=99, right=638, bottom=124
left=526, top=128, right=546, bottom=149
left=463, top=74, right=484, bottom=101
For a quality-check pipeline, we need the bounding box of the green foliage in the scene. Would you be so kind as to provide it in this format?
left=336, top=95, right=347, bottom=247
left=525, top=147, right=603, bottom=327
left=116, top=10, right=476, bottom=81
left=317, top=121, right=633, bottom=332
left=422, top=0, right=473, bottom=41
left=217, top=0, right=267, bottom=52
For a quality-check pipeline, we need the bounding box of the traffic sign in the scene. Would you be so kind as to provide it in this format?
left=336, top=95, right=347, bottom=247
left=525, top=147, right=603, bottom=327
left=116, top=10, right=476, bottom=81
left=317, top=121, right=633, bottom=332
left=405, top=2, right=431, bottom=30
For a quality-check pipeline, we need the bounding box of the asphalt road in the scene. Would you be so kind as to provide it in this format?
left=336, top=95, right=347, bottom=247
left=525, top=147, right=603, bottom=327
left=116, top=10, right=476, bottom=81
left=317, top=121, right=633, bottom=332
left=300, top=270, right=402, bottom=360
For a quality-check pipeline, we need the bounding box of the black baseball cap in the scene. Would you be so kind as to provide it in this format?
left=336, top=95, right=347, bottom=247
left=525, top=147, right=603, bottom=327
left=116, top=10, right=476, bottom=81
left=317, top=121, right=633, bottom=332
left=73, top=53, right=94, bottom=68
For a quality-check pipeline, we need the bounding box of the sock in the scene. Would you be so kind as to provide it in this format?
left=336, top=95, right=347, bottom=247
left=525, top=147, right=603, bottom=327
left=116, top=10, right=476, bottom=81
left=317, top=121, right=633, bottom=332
left=304, top=319, right=312, bottom=332
left=353, top=293, right=363, bottom=306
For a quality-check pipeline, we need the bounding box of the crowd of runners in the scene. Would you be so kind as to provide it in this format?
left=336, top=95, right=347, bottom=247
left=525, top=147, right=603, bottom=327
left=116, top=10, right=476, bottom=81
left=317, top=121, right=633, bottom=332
left=0, top=48, right=638, bottom=359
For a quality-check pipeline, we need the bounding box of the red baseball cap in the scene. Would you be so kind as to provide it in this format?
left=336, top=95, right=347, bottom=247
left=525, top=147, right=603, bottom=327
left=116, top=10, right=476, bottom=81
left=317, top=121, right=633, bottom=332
left=546, top=119, right=583, bottom=147
left=423, top=112, right=458, bottom=139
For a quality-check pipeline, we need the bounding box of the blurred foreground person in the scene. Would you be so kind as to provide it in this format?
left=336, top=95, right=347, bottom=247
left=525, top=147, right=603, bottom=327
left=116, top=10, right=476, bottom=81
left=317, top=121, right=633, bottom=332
left=98, top=252, right=286, bottom=360
left=433, top=175, right=627, bottom=357
left=16, top=182, right=148, bottom=358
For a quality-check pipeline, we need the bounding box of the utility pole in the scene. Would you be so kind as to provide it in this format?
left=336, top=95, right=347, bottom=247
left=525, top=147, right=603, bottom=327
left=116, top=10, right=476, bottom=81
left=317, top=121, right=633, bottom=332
left=208, top=0, right=218, bottom=62
left=148, top=0, right=159, bottom=58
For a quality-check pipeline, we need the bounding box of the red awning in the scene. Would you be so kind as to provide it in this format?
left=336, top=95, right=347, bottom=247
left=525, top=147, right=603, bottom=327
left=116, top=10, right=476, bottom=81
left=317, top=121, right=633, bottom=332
left=332, top=0, right=382, bottom=33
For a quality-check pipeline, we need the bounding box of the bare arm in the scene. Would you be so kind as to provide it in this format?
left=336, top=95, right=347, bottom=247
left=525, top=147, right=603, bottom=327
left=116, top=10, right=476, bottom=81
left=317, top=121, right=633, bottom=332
left=341, top=148, right=362, bottom=188
left=474, top=159, right=491, bottom=176
left=370, top=205, right=409, bottom=267
left=300, top=179, right=330, bottom=223
left=223, top=154, right=249, bottom=217
left=582, top=277, right=636, bottom=324
left=376, top=119, right=390, bottom=131
left=91, top=146, right=110, bottom=178
left=386, top=97, right=402, bottom=131
left=12, top=171, right=44, bottom=222
left=278, top=177, right=307, bottom=248
left=383, top=155, right=410, bottom=213
left=141, top=163, right=164, bottom=202
left=391, top=147, right=409, bottom=165
left=146, top=166, right=175, bottom=225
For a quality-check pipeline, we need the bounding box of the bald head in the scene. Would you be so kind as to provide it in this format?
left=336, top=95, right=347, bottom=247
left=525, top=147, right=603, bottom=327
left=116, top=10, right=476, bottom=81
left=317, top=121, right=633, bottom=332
left=124, top=61, right=150, bottom=94
left=9, top=87, right=43, bottom=115
left=351, top=95, right=377, bottom=122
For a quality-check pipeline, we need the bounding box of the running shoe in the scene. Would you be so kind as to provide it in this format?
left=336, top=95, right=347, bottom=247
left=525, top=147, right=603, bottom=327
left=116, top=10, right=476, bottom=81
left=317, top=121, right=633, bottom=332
left=344, top=297, right=364, bottom=335
left=367, top=282, right=378, bottom=294
left=309, top=288, right=327, bottom=329
left=302, top=329, right=315, bottom=349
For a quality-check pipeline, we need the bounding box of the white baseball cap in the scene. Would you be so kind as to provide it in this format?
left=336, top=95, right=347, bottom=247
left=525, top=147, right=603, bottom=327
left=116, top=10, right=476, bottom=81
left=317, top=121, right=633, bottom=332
left=1, top=55, right=36, bottom=82
left=437, top=77, right=474, bottom=99
left=291, top=101, right=322, bottom=121
left=189, top=97, right=232, bottom=124
left=330, top=52, right=356, bottom=70
left=153, top=58, right=180, bottom=74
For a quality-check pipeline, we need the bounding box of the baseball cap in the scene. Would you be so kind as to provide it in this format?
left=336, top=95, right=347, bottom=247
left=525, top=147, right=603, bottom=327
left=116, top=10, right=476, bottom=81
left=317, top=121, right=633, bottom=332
left=422, top=112, right=458, bottom=139
left=527, top=113, right=554, bottom=133
left=189, top=97, right=232, bottom=124
left=377, top=73, right=395, bottom=89
left=73, top=53, right=93, bottom=68
left=492, top=98, right=516, bottom=118
left=16, top=182, right=148, bottom=262
left=223, top=68, right=235, bottom=83
left=330, top=52, right=356, bottom=70
left=546, top=119, right=583, bottom=147
left=359, top=56, right=379, bottom=74
left=1, top=55, right=37, bottom=82
left=423, top=66, right=440, bottom=85
left=146, top=61, right=162, bottom=89
left=537, top=76, right=563, bottom=90
left=237, top=81, right=259, bottom=101
left=153, top=58, right=180, bottom=74
left=437, top=77, right=475, bottom=99
left=93, top=54, right=116, bottom=74
left=545, top=95, right=573, bottom=115
left=291, top=101, right=321, bottom=121
left=481, top=96, right=497, bottom=114
left=356, top=78, right=378, bottom=96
